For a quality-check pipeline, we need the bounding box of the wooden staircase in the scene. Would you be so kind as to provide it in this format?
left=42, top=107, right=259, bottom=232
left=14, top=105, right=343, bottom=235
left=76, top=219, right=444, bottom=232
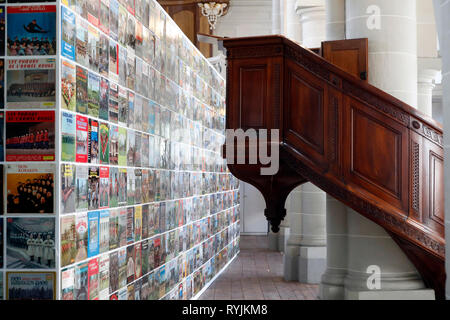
left=222, top=35, right=445, bottom=299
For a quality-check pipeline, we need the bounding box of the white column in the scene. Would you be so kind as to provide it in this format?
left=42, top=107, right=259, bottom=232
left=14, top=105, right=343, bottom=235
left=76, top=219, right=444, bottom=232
left=346, top=0, right=418, bottom=108
left=320, top=195, right=347, bottom=299
left=418, top=69, right=439, bottom=117
left=325, top=0, right=345, bottom=41
left=433, top=0, right=450, bottom=300
left=272, top=0, right=282, bottom=34
left=285, top=0, right=302, bottom=43
left=295, top=0, right=326, bottom=48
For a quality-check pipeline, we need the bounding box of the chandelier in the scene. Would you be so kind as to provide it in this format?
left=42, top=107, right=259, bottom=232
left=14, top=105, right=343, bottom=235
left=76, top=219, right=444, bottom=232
left=198, top=2, right=228, bottom=30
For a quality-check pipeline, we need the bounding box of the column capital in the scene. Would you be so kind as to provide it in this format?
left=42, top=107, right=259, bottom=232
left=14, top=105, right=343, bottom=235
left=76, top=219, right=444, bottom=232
left=295, top=0, right=325, bottom=13
left=418, top=68, right=440, bottom=85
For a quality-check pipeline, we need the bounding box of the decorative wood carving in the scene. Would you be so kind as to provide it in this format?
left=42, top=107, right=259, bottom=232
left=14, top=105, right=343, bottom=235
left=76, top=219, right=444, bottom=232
left=223, top=35, right=445, bottom=298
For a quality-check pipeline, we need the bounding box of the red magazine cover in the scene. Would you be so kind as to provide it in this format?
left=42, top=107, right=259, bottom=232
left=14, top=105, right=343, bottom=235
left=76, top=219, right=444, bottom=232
left=76, top=115, right=88, bottom=162
left=99, top=166, right=109, bottom=209
left=5, top=111, right=55, bottom=161
left=87, top=257, right=99, bottom=300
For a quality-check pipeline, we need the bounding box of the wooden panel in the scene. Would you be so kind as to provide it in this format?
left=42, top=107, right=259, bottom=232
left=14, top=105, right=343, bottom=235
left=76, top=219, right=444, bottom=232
left=344, top=96, right=408, bottom=210
left=173, top=10, right=195, bottom=42
left=409, top=132, right=423, bottom=222
left=239, top=65, right=266, bottom=129
left=322, top=38, right=368, bottom=81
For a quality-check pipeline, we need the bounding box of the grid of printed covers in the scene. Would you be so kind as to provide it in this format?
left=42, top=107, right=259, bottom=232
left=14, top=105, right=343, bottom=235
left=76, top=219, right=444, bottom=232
left=0, top=0, right=241, bottom=300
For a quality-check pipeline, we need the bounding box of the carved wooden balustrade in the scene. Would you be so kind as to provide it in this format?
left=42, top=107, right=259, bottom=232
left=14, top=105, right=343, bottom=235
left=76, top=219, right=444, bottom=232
left=222, top=35, right=445, bottom=298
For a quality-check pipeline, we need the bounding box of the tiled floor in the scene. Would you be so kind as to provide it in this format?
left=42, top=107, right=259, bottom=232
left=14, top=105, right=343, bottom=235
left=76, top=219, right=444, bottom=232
left=198, top=235, right=319, bottom=300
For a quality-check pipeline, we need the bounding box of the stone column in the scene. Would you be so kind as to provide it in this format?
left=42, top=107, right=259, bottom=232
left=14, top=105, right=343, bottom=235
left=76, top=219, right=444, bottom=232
left=346, top=0, right=418, bottom=107
left=320, top=195, right=347, bottom=299
left=272, top=0, right=282, bottom=34
left=417, top=69, right=439, bottom=117
left=285, top=0, right=302, bottom=43
left=432, top=0, right=450, bottom=300
left=295, top=0, right=326, bottom=48
left=325, top=0, right=345, bottom=41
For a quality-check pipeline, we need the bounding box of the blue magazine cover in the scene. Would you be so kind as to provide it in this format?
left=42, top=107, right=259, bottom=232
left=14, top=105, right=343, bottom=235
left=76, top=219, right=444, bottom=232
left=88, top=210, right=99, bottom=257
left=61, top=5, right=76, bottom=60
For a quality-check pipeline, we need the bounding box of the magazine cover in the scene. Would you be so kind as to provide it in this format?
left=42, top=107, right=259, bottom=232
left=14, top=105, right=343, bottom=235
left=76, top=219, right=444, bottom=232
left=110, top=0, right=119, bottom=41
left=61, top=111, right=76, bottom=161
left=127, top=283, right=134, bottom=300
left=74, top=261, right=88, bottom=300
left=118, top=287, right=127, bottom=300
left=109, top=41, right=119, bottom=83
left=99, top=34, right=109, bottom=78
left=62, top=59, right=76, bottom=111
left=61, top=214, right=76, bottom=266
left=99, top=0, right=110, bottom=34
left=62, top=6, right=76, bottom=60
left=7, top=5, right=56, bottom=56
left=118, top=85, right=128, bottom=126
left=75, top=115, right=88, bottom=163
left=76, top=18, right=89, bottom=67
left=109, top=251, right=119, bottom=293
left=87, top=257, right=99, bottom=300
left=127, top=168, right=135, bottom=205
left=87, top=25, right=99, bottom=72
left=99, top=122, right=110, bottom=164
left=76, top=66, right=88, bottom=114
left=87, top=0, right=99, bottom=26
left=5, top=110, right=55, bottom=161
left=0, top=8, right=4, bottom=56
left=134, top=132, right=141, bottom=167
left=6, top=163, right=54, bottom=214
left=109, top=82, right=119, bottom=123
left=88, top=167, right=99, bottom=210
left=134, top=168, right=142, bottom=204
left=99, top=210, right=109, bottom=253
left=141, top=239, right=148, bottom=276
left=109, top=208, right=119, bottom=250
left=142, top=203, right=149, bottom=239
left=118, top=247, right=126, bottom=288
left=127, top=90, right=134, bottom=128
left=87, top=71, right=100, bottom=117
left=118, top=45, right=127, bottom=86
left=6, top=58, right=56, bottom=108
left=6, top=217, right=55, bottom=269
left=75, top=167, right=88, bottom=213
left=126, top=49, right=135, bottom=89
left=126, top=129, right=135, bottom=167
left=118, top=5, right=127, bottom=47
left=126, top=244, right=135, bottom=284
left=109, top=167, right=119, bottom=207
left=148, top=238, right=154, bottom=271
left=61, top=267, right=75, bottom=300
left=99, top=77, right=109, bottom=120
left=98, top=254, right=109, bottom=299
left=134, top=205, right=142, bottom=241
left=6, top=271, right=55, bottom=300
left=135, top=242, right=142, bottom=279
left=118, top=168, right=127, bottom=206
left=88, top=118, right=99, bottom=164
left=118, top=126, right=127, bottom=166
left=126, top=207, right=134, bottom=244
left=99, top=167, right=109, bottom=209
left=118, top=208, right=126, bottom=247
left=109, top=124, right=119, bottom=165
left=87, top=211, right=99, bottom=257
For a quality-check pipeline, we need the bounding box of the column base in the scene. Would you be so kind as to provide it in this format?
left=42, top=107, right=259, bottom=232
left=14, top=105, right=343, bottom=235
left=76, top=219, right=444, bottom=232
left=283, top=244, right=299, bottom=281
left=268, top=232, right=279, bottom=251
left=345, top=288, right=435, bottom=300
left=320, top=283, right=345, bottom=300
left=277, top=226, right=290, bottom=253
left=298, top=246, right=327, bottom=284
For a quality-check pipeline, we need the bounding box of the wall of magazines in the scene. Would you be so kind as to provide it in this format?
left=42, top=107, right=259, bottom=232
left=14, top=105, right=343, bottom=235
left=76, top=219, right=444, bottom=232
left=0, top=0, right=241, bottom=300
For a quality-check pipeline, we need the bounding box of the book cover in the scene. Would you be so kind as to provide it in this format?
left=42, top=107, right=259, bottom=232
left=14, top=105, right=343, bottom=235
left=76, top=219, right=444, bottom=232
left=134, top=205, right=142, bottom=241
left=87, top=25, right=99, bottom=72
left=99, top=122, right=109, bottom=164
left=118, top=44, right=127, bottom=86
left=109, top=82, right=119, bottom=123
left=126, top=244, right=135, bottom=283
left=61, top=59, right=76, bottom=111
left=99, top=0, right=110, bottom=34
left=61, top=267, right=75, bottom=300
left=118, top=247, right=126, bottom=288
left=99, top=167, right=110, bottom=209
left=109, top=124, right=119, bottom=165
left=61, top=111, right=76, bottom=161
left=118, top=4, right=127, bottom=47
left=126, top=206, right=134, bottom=244
left=88, top=167, right=99, bottom=210
left=76, top=18, right=89, bottom=67
left=87, top=257, right=99, bottom=300
left=118, top=126, right=127, bottom=166
left=109, top=167, right=119, bottom=207
left=5, top=110, right=55, bottom=161
left=118, top=168, right=127, bottom=206
left=87, top=0, right=99, bottom=27
left=74, top=261, right=88, bottom=300
left=6, top=271, right=55, bottom=300
left=87, top=211, right=99, bottom=257
left=99, top=209, right=109, bottom=253
left=109, top=208, right=119, bottom=250
left=134, top=242, right=142, bottom=279
left=88, top=118, right=98, bottom=164
left=61, top=214, right=76, bottom=267
left=62, top=6, right=76, bottom=60
left=87, top=71, right=100, bottom=117
left=76, top=66, right=88, bottom=113
left=109, top=40, right=119, bottom=83
left=98, top=254, right=110, bottom=300
left=6, top=163, right=54, bottom=214
left=99, top=34, right=109, bottom=77
left=118, top=85, right=128, bottom=126
left=109, top=250, right=119, bottom=293
left=99, top=77, right=109, bottom=120
left=126, top=168, right=135, bottom=205
left=109, top=0, right=119, bottom=41
left=7, top=5, right=56, bottom=56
